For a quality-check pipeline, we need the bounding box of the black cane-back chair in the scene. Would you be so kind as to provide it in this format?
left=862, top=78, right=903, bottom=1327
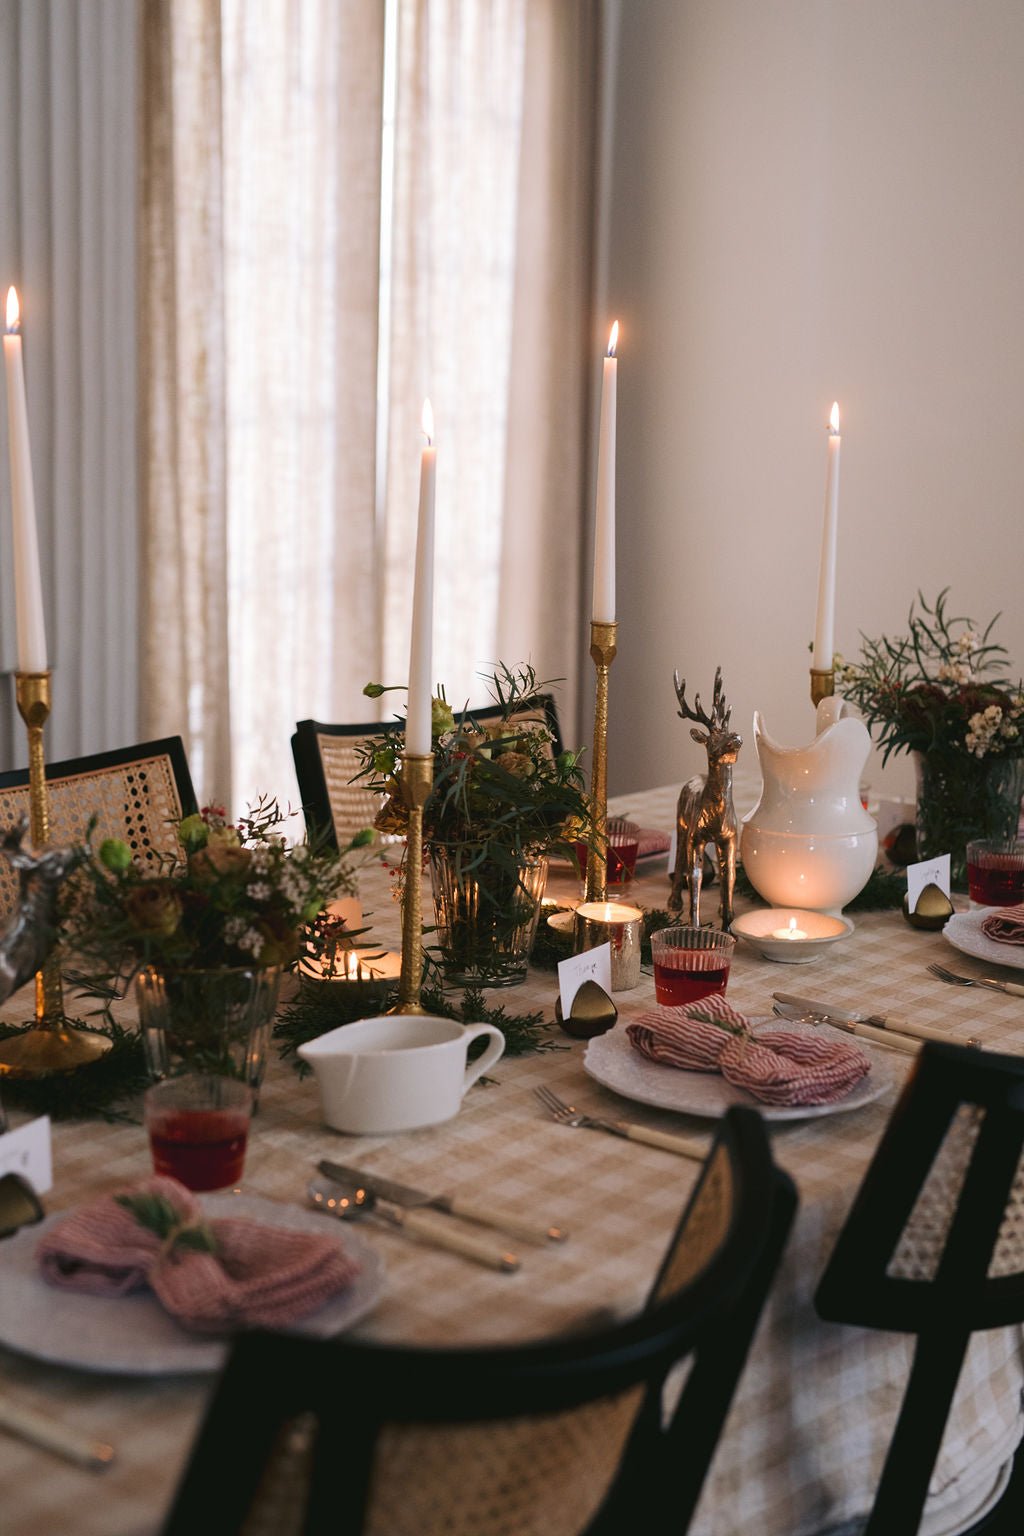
left=292, top=696, right=564, bottom=852
left=291, top=720, right=385, bottom=853
left=815, top=1040, right=1024, bottom=1536
left=0, top=736, right=197, bottom=917
left=160, top=1106, right=796, bottom=1536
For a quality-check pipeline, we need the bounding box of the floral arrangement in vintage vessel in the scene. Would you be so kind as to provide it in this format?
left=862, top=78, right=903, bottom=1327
left=835, top=589, right=1024, bottom=883
left=359, top=665, right=592, bottom=983
left=62, top=798, right=372, bottom=986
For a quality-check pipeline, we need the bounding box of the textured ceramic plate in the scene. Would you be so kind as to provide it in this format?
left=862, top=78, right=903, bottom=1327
left=583, top=1017, right=895, bottom=1122
left=0, top=1193, right=385, bottom=1375
left=943, top=909, right=1024, bottom=972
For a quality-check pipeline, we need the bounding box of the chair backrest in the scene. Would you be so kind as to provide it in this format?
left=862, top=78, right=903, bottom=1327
left=291, top=721, right=384, bottom=852
left=292, top=697, right=565, bottom=851
left=160, top=1105, right=796, bottom=1536
left=814, top=1040, right=1024, bottom=1536
left=459, top=693, right=564, bottom=760
left=0, top=737, right=197, bottom=917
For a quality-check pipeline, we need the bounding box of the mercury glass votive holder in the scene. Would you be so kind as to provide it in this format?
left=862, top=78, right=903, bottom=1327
left=573, top=901, right=644, bottom=992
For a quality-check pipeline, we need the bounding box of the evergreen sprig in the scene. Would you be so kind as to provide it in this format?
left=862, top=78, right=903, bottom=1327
left=115, top=1191, right=218, bottom=1255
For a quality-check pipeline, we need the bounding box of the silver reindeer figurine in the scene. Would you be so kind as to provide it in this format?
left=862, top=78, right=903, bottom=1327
left=668, top=668, right=742, bottom=930
left=0, top=817, right=80, bottom=1007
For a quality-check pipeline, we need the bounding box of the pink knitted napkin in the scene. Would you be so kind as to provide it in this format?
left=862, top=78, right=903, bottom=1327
left=627, top=995, right=871, bottom=1107
left=37, top=1176, right=361, bottom=1333
left=980, top=903, right=1024, bottom=944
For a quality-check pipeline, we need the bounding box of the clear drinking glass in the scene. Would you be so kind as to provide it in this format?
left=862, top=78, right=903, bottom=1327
left=144, top=1073, right=253, bottom=1192
left=650, top=926, right=736, bottom=1007
left=966, top=838, right=1024, bottom=908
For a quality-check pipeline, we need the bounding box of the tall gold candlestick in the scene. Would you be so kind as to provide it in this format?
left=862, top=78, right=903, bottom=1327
left=810, top=667, right=836, bottom=708
left=389, top=752, right=434, bottom=1016
left=0, top=673, right=109, bottom=1076
left=584, top=620, right=618, bottom=905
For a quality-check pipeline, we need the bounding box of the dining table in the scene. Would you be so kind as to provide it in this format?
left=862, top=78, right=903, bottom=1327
left=1, top=779, right=1023, bottom=1536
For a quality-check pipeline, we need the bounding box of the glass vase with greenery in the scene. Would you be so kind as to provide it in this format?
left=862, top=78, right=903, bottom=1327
left=359, top=665, right=592, bottom=984
left=835, top=590, right=1024, bottom=887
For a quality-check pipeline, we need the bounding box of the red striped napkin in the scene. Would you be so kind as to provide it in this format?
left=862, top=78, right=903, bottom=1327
left=627, top=995, right=871, bottom=1107
left=981, top=903, right=1024, bottom=944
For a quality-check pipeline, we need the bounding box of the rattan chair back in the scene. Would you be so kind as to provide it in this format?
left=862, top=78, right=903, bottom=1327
left=0, top=737, right=196, bottom=918
left=815, top=1040, right=1024, bottom=1535
left=292, top=697, right=564, bottom=851
left=160, top=1105, right=796, bottom=1536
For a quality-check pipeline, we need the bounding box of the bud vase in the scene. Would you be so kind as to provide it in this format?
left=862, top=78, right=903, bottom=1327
left=913, top=751, right=1024, bottom=891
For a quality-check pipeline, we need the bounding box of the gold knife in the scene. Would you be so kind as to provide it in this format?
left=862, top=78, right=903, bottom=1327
left=772, top=993, right=977, bottom=1051
left=318, top=1160, right=567, bottom=1245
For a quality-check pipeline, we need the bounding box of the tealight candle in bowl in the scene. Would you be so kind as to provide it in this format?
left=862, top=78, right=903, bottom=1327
left=730, top=908, right=853, bottom=964
left=299, top=948, right=403, bottom=996
left=772, top=917, right=809, bottom=942
left=573, top=900, right=644, bottom=991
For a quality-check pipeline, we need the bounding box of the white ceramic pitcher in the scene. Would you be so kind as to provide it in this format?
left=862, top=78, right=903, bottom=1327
left=740, top=697, right=878, bottom=914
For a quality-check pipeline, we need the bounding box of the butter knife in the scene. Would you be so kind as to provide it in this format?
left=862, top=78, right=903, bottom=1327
left=318, top=1160, right=567, bottom=1245
left=772, top=992, right=974, bottom=1050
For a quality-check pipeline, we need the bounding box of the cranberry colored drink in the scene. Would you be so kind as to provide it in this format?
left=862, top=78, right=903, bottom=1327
left=653, top=959, right=730, bottom=1008
left=149, top=1107, right=249, bottom=1192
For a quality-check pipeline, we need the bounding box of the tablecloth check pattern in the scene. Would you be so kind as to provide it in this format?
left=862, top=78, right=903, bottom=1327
left=1, top=785, right=1023, bottom=1536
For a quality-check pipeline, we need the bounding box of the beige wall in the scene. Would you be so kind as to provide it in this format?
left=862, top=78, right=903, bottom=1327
left=604, top=0, right=1024, bottom=807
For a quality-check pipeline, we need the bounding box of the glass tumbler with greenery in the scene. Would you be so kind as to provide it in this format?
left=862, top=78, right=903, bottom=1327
left=835, top=590, right=1024, bottom=889
left=360, top=665, right=593, bottom=986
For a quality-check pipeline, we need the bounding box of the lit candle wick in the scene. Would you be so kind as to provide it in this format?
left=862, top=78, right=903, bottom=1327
left=772, top=917, right=809, bottom=941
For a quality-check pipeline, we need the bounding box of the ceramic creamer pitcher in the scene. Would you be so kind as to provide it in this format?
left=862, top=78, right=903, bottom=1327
left=740, top=697, right=878, bottom=914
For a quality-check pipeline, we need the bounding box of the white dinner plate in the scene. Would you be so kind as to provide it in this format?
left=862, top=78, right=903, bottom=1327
left=0, top=1193, right=385, bottom=1375
left=943, top=908, right=1024, bottom=972
left=583, top=1017, right=895, bottom=1123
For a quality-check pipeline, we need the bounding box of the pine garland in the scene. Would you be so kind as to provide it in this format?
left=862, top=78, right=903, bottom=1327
left=274, top=976, right=565, bottom=1072
left=0, top=1016, right=149, bottom=1123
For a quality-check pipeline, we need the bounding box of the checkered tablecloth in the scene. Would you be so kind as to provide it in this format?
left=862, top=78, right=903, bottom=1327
left=1, top=785, right=1022, bottom=1536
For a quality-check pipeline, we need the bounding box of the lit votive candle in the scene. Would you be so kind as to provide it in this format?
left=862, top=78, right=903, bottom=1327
left=772, top=917, right=809, bottom=942
left=301, top=949, right=403, bottom=991
left=573, top=900, right=644, bottom=992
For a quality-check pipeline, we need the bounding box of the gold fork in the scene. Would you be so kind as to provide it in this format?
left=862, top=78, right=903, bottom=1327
left=927, top=962, right=1024, bottom=998
left=533, top=1085, right=707, bottom=1161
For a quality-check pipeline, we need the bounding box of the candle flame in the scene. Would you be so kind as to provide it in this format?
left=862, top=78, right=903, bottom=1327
left=421, top=398, right=434, bottom=445
left=788, top=917, right=798, bottom=935
left=607, top=321, right=619, bottom=358
left=5, top=286, right=20, bottom=333
left=829, top=401, right=840, bottom=434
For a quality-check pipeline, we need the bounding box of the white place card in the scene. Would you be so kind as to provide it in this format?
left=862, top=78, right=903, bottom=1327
left=667, top=827, right=677, bottom=873
left=0, top=1116, right=52, bottom=1194
left=558, top=944, right=613, bottom=1020
left=906, top=854, right=951, bottom=915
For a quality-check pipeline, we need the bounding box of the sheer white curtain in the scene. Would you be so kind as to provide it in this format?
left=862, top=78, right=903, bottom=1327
left=0, top=0, right=138, bottom=767
left=141, top=0, right=596, bottom=813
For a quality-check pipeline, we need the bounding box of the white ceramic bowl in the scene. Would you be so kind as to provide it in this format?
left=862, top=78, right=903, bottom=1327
left=730, top=908, right=854, bottom=964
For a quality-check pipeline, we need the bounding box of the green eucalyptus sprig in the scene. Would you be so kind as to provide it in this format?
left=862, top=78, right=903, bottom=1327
left=835, top=589, right=1024, bottom=765
left=356, top=664, right=595, bottom=896
left=115, top=1191, right=218, bottom=1256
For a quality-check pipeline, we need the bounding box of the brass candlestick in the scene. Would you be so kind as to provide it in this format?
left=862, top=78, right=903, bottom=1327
left=0, top=672, right=109, bottom=1077
left=389, top=751, right=434, bottom=1016
left=810, top=667, right=835, bottom=709
left=584, top=620, right=618, bottom=906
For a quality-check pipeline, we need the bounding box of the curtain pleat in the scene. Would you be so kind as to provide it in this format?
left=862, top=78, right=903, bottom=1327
left=0, top=0, right=138, bottom=770
left=139, top=0, right=231, bottom=804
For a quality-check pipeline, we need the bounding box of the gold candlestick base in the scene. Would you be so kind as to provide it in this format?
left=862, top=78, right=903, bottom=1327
left=810, top=667, right=836, bottom=708
left=0, top=671, right=110, bottom=1078
left=584, top=620, right=619, bottom=909
left=388, top=752, right=434, bottom=1016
